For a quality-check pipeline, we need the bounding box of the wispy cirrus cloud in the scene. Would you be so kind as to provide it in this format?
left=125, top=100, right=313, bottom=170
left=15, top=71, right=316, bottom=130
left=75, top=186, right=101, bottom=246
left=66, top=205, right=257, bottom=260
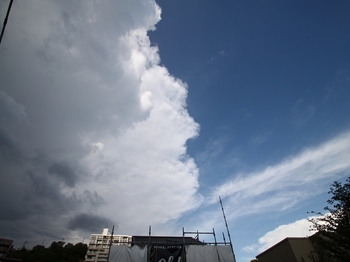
left=208, top=130, right=350, bottom=217
left=290, top=99, right=316, bottom=126
left=171, top=130, right=350, bottom=252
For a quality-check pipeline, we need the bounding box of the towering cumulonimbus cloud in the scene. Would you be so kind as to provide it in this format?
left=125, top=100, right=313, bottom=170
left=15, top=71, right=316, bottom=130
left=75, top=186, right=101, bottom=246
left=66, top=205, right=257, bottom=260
left=0, top=0, right=201, bottom=243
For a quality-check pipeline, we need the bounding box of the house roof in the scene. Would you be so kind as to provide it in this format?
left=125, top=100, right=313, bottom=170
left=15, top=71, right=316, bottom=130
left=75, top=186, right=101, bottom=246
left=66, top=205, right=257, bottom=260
left=256, top=237, right=313, bottom=259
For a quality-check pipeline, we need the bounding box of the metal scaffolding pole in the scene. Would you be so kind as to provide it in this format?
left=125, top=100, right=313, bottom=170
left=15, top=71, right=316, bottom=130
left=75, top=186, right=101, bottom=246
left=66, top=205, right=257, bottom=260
left=107, top=225, right=114, bottom=262
left=219, top=196, right=237, bottom=262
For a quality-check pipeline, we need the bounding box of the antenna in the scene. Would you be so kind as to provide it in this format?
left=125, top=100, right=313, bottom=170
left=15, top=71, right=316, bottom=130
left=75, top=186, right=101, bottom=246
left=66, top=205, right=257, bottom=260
left=219, top=196, right=236, bottom=262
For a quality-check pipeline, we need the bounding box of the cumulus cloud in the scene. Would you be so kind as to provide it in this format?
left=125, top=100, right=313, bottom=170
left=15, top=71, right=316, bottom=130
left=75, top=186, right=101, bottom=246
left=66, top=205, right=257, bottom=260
left=0, top=0, right=200, bottom=244
left=243, top=217, right=315, bottom=254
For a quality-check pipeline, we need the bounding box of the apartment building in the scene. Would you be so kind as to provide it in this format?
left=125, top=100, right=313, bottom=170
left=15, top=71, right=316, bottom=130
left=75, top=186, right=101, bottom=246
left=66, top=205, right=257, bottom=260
left=0, top=238, right=13, bottom=258
left=85, top=228, right=132, bottom=262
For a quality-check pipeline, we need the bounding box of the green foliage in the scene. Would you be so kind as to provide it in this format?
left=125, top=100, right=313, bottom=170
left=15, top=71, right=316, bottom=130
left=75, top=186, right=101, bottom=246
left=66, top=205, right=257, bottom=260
left=308, top=177, right=350, bottom=262
left=7, top=241, right=88, bottom=262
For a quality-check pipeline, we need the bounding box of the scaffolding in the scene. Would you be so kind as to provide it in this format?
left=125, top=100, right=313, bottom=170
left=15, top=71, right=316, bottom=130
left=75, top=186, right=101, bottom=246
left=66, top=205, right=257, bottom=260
left=87, top=197, right=236, bottom=262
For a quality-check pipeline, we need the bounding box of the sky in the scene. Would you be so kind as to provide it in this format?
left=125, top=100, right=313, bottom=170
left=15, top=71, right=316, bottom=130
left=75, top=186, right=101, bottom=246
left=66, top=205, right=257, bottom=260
left=0, top=0, right=350, bottom=261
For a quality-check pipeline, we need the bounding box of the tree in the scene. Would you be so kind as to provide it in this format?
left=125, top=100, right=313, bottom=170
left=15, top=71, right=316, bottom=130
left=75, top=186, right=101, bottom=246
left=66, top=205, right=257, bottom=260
left=7, top=241, right=88, bottom=262
left=308, top=177, right=350, bottom=262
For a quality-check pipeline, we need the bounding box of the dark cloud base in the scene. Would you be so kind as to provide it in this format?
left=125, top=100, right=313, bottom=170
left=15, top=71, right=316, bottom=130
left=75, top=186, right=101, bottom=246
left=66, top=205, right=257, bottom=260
left=67, top=213, right=115, bottom=233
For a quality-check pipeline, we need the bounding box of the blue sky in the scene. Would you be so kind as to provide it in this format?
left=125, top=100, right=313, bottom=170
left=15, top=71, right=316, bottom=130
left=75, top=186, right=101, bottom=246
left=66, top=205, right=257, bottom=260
left=0, top=1, right=349, bottom=261
left=148, top=1, right=350, bottom=259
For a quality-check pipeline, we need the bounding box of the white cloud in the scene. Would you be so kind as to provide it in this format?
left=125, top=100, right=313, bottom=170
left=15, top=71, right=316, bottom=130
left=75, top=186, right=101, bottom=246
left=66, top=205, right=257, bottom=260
left=243, top=217, right=316, bottom=254
left=0, top=0, right=201, bottom=243
left=140, top=91, right=153, bottom=111
left=209, top=131, right=350, bottom=218
left=80, top=63, right=201, bottom=232
left=180, top=130, right=350, bottom=244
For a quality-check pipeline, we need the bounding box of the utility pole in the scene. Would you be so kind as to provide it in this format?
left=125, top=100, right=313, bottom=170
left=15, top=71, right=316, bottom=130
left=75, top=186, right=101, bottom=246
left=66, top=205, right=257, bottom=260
left=0, top=0, right=14, bottom=44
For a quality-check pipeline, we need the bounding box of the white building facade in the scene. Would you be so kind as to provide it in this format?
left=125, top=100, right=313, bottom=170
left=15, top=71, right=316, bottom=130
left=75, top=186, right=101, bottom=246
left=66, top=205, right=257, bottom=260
left=85, top=228, right=132, bottom=262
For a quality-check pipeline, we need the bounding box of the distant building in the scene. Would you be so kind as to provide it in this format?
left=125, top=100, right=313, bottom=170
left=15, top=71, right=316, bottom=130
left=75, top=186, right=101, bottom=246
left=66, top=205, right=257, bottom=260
left=255, top=237, right=317, bottom=262
left=0, top=238, right=22, bottom=262
left=0, top=238, right=13, bottom=258
left=85, top=228, right=132, bottom=262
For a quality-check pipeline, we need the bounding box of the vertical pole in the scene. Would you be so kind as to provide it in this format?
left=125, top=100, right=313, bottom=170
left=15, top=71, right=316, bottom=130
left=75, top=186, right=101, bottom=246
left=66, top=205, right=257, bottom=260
left=182, top=227, right=186, bottom=261
left=107, top=225, right=114, bottom=262
left=0, top=0, right=13, bottom=44
left=213, top=228, right=221, bottom=262
left=222, top=232, right=226, bottom=245
left=148, top=225, right=151, bottom=262
left=213, top=228, right=217, bottom=245
left=182, top=227, right=185, bottom=246
left=219, top=196, right=236, bottom=262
